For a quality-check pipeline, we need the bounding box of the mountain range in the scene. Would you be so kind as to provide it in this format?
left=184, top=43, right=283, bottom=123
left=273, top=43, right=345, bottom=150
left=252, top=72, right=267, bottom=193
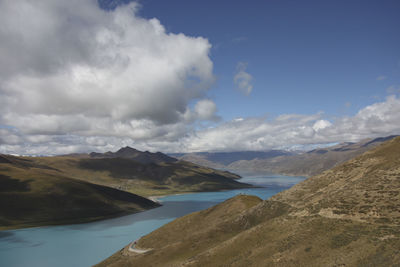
left=0, top=147, right=250, bottom=229
left=170, top=150, right=294, bottom=170
left=174, top=135, right=398, bottom=176
left=89, top=146, right=178, bottom=164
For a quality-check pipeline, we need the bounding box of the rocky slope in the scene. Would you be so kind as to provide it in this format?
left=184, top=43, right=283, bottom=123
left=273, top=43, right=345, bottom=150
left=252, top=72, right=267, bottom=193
left=98, top=136, right=400, bottom=266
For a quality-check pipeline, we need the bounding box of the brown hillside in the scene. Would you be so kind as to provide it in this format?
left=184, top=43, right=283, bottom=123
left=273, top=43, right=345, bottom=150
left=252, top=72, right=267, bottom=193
left=0, top=147, right=251, bottom=229
left=0, top=162, right=160, bottom=230
left=98, top=136, right=400, bottom=266
left=27, top=156, right=248, bottom=197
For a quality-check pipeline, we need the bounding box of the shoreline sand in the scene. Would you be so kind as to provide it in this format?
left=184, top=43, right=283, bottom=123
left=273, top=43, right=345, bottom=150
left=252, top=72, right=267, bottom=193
left=148, top=193, right=188, bottom=203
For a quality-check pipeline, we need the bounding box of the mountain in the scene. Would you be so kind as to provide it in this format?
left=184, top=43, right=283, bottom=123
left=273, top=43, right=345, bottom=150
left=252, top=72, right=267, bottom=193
left=0, top=146, right=251, bottom=229
left=90, top=146, right=178, bottom=164
left=228, top=135, right=398, bottom=176
left=98, top=136, right=400, bottom=266
left=171, top=150, right=295, bottom=170
left=71, top=157, right=249, bottom=196
left=0, top=154, right=160, bottom=230
left=174, top=136, right=398, bottom=177
left=0, top=146, right=250, bottom=207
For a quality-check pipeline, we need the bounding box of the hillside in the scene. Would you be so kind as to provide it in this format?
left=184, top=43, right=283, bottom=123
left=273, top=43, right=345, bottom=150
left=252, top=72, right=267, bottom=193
left=0, top=156, right=160, bottom=230
left=98, top=136, right=400, bottom=266
left=25, top=158, right=248, bottom=198
left=0, top=146, right=250, bottom=230
left=0, top=147, right=250, bottom=198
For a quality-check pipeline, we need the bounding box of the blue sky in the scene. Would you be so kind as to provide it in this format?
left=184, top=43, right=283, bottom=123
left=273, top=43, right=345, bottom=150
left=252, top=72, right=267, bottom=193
left=0, top=0, right=399, bottom=154
left=137, top=0, right=400, bottom=119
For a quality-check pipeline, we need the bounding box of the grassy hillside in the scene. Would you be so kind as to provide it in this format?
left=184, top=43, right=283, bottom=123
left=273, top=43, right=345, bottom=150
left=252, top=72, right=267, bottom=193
left=0, top=146, right=251, bottom=230
left=98, top=136, right=400, bottom=266
left=0, top=159, right=160, bottom=230
left=23, top=155, right=248, bottom=197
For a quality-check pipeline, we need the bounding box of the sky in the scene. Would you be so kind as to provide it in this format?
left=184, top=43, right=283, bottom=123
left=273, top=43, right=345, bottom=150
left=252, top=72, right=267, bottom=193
left=0, top=0, right=400, bottom=155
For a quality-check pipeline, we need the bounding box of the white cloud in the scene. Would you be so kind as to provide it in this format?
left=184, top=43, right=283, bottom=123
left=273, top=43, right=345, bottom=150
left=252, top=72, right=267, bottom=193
left=0, top=128, right=22, bottom=145
left=2, top=95, right=400, bottom=154
left=1, top=1, right=400, bottom=155
left=177, top=95, right=400, bottom=152
left=0, top=0, right=215, bottom=143
left=194, top=99, right=219, bottom=121
left=376, top=75, right=387, bottom=81
left=234, top=62, right=253, bottom=95
left=313, top=120, right=332, bottom=131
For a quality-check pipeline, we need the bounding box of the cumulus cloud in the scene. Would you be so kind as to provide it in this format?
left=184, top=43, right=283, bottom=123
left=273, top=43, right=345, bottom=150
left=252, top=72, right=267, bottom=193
left=177, top=95, right=400, bottom=152
left=0, top=0, right=216, bottom=143
left=313, top=120, right=332, bottom=131
left=234, top=62, right=253, bottom=95
left=2, top=95, right=400, bottom=154
left=193, top=99, right=220, bottom=121
left=0, top=128, right=22, bottom=145
left=0, top=131, right=139, bottom=156
left=1, top=1, right=400, bottom=155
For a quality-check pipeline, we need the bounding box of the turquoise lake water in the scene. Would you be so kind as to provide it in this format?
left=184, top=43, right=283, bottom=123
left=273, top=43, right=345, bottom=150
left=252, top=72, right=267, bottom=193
left=0, top=174, right=305, bottom=267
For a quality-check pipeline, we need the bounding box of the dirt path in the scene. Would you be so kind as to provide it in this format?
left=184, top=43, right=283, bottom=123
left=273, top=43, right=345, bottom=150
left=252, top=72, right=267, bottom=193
left=128, top=241, right=152, bottom=254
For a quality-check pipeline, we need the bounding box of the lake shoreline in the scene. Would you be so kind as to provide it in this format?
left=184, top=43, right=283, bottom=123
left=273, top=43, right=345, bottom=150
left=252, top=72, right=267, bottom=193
left=0, top=174, right=305, bottom=267
left=0, top=207, right=161, bottom=231
left=1, top=185, right=258, bottom=231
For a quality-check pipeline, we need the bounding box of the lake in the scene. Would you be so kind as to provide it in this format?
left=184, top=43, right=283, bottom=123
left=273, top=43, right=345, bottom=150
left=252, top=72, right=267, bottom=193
left=0, top=174, right=305, bottom=267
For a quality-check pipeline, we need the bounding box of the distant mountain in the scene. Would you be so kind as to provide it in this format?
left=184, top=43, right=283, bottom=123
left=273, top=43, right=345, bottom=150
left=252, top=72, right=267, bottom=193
left=228, top=135, right=398, bottom=176
left=0, top=154, right=160, bottom=230
left=174, top=136, right=398, bottom=176
left=90, top=146, right=178, bottom=164
left=99, top=136, right=400, bottom=266
left=171, top=150, right=295, bottom=170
